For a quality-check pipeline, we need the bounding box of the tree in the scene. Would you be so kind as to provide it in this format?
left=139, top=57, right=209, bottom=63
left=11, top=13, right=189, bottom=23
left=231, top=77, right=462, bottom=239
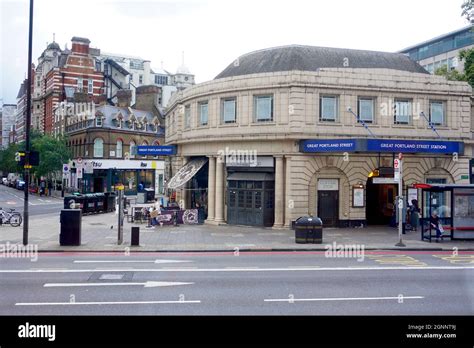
left=434, top=65, right=465, bottom=81
left=462, top=0, right=474, bottom=23
left=31, top=134, right=71, bottom=178
left=459, top=48, right=474, bottom=88
left=0, top=142, right=20, bottom=174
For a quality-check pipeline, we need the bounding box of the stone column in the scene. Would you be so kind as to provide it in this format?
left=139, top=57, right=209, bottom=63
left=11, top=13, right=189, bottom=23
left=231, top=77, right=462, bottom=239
left=214, top=155, right=225, bottom=223
left=206, top=156, right=216, bottom=222
left=273, top=155, right=284, bottom=228
left=284, top=156, right=292, bottom=228
left=181, top=157, right=189, bottom=209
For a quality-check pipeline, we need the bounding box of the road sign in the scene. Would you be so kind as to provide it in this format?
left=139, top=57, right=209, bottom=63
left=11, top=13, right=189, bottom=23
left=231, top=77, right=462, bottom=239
left=77, top=157, right=83, bottom=164
left=63, top=164, right=69, bottom=173
left=394, top=159, right=400, bottom=169
left=84, top=161, right=93, bottom=174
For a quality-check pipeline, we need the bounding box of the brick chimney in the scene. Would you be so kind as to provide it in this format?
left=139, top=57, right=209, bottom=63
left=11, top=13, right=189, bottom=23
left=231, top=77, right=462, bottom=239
left=116, top=89, right=132, bottom=107
left=71, top=37, right=91, bottom=55
left=135, top=85, right=161, bottom=112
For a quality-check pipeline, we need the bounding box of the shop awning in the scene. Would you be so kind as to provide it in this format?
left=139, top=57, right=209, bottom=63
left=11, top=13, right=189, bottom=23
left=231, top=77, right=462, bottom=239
left=167, top=158, right=208, bottom=189
left=227, top=172, right=274, bottom=181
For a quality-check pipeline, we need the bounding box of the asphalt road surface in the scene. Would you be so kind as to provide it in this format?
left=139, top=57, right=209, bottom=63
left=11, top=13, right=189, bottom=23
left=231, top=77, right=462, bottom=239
left=0, top=184, right=63, bottom=217
left=1, top=251, right=473, bottom=315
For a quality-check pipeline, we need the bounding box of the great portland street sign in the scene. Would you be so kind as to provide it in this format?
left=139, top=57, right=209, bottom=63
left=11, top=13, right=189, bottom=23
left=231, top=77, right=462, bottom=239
left=136, top=145, right=177, bottom=156
left=300, top=139, right=464, bottom=155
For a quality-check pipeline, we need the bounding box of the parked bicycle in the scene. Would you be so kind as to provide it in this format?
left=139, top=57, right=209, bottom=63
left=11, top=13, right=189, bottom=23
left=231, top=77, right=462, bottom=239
left=0, top=207, right=23, bottom=227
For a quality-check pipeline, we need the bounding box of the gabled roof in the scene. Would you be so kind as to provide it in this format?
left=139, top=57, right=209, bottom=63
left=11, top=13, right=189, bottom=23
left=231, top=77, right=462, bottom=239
left=215, top=44, right=428, bottom=79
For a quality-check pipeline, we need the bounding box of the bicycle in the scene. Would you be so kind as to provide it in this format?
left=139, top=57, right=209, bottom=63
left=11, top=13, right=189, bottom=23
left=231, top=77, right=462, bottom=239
left=0, top=207, right=23, bottom=227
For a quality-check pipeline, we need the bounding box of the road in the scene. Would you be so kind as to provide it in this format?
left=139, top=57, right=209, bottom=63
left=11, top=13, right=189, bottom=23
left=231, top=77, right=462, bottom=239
left=1, top=251, right=473, bottom=315
left=0, top=184, right=63, bottom=217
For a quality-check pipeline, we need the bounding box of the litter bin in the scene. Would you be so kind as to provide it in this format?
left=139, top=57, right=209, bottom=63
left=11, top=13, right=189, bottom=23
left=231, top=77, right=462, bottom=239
left=84, top=194, right=97, bottom=214
left=295, top=216, right=323, bottom=244
left=104, top=192, right=116, bottom=212
left=137, top=192, right=146, bottom=204
left=64, top=195, right=84, bottom=210
left=144, top=188, right=155, bottom=203
left=60, top=209, right=81, bottom=246
left=95, top=193, right=105, bottom=212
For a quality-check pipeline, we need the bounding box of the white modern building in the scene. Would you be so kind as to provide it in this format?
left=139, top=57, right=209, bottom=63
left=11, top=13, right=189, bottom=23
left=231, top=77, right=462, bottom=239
left=0, top=104, right=16, bottom=149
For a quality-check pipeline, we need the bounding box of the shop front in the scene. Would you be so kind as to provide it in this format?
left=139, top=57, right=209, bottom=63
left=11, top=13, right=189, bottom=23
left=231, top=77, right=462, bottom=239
left=70, top=159, right=165, bottom=195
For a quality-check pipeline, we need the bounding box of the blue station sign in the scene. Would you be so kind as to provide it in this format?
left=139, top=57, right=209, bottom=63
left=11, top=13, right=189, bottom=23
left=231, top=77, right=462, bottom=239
left=299, top=139, right=360, bottom=153
left=366, top=139, right=463, bottom=154
left=300, top=139, right=464, bottom=155
left=137, top=145, right=177, bottom=156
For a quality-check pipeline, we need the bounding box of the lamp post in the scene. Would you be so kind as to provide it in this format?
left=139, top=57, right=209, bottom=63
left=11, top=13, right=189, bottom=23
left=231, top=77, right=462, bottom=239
left=23, top=0, right=34, bottom=245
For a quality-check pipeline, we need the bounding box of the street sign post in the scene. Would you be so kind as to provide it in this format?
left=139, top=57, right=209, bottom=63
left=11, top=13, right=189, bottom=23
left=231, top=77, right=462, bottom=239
left=117, top=186, right=124, bottom=245
left=395, top=153, right=405, bottom=247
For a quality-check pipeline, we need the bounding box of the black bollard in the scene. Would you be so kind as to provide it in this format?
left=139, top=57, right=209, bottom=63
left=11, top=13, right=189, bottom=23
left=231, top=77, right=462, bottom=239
left=131, top=226, right=140, bottom=246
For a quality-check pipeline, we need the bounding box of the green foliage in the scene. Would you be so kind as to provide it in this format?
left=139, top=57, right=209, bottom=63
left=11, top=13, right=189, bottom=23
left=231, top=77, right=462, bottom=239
left=459, top=48, right=474, bottom=88
left=0, top=133, right=71, bottom=178
left=461, top=0, right=474, bottom=22
left=434, top=65, right=465, bottom=81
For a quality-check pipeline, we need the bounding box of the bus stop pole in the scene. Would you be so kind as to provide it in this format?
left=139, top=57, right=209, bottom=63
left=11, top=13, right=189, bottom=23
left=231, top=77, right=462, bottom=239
left=396, top=153, right=406, bottom=247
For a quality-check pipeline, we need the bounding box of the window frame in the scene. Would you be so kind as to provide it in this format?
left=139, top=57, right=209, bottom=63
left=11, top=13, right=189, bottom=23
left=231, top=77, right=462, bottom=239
left=319, top=95, right=339, bottom=122
left=116, top=139, right=123, bottom=158
left=429, top=100, right=446, bottom=126
left=254, top=95, right=274, bottom=122
left=393, top=99, right=411, bottom=125
left=93, top=138, right=104, bottom=158
left=199, top=101, right=209, bottom=126
left=357, top=97, right=375, bottom=123
left=88, top=79, right=93, bottom=94
left=221, top=97, right=237, bottom=124
left=184, top=105, right=191, bottom=129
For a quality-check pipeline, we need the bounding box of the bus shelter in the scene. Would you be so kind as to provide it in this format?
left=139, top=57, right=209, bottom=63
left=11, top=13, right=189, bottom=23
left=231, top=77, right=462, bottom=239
left=414, top=183, right=474, bottom=241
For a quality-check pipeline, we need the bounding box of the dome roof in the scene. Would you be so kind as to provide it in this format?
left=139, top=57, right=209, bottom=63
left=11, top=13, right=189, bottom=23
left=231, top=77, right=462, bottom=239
left=215, top=45, right=428, bottom=79
left=47, top=41, right=61, bottom=51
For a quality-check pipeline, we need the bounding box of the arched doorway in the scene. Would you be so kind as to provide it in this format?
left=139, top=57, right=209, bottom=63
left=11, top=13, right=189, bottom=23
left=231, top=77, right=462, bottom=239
left=366, top=167, right=399, bottom=226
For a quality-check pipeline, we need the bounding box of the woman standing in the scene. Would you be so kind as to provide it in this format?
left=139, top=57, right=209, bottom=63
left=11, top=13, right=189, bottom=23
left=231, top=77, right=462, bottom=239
left=410, top=199, right=420, bottom=231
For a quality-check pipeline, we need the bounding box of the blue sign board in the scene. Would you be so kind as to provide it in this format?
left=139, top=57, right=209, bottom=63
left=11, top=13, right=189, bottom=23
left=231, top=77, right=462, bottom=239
left=300, top=139, right=464, bottom=155
left=300, top=139, right=359, bottom=153
left=137, top=145, right=177, bottom=156
left=366, top=139, right=463, bottom=154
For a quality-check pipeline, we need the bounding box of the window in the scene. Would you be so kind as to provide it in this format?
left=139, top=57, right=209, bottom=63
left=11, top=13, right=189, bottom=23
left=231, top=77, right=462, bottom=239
left=116, top=140, right=123, bottom=158
left=129, top=140, right=136, bottom=158
left=222, top=98, right=236, bottom=123
left=199, top=102, right=208, bottom=126
left=430, top=101, right=445, bottom=126
left=320, top=96, right=338, bottom=121
left=95, top=117, right=102, bottom=127
left=88, top=79, right=93, bottom=94
left=254, top=95, right=273, bottom=122
left=93, top=138, right=104, bottom=158
left=184, top=105, right=191, bottom=129
left=394, top=99, right=411, bottom=124
left=357, top=98, right=374, bottom=123
left=139, top=75, right=143, bottom=84
left=77, top=77, right=83, bottom=91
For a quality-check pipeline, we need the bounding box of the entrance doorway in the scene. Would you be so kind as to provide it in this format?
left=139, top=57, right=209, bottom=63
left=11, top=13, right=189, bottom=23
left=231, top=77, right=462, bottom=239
left=366, top=178, right=397, bottom=225
left=93, top=177, right=104, bottom=193
left=318, top=191, right=339, bottom=227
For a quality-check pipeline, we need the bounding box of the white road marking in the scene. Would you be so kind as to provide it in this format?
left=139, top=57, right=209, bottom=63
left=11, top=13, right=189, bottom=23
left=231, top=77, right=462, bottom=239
left=1, top=266, right=474, bottom=273
left=73, top=259, right=194, bottom=264
left=44, top=281, right=194, bottom=288
left=264, top=295, right=424, bottom=302
left=16, top=300, right=201, bottom=306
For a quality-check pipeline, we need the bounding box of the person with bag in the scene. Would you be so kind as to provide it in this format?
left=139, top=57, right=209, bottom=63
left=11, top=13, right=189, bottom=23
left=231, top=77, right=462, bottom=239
left=429, top=210, right=443, bottom=242
left=410, top=199, right=421, bottom=231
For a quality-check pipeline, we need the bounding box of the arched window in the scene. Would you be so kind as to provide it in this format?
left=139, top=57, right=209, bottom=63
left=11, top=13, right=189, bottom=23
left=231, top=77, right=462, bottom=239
left=129, top=140, right=136, bottom=159
left=93, top=138, right=104, bottom=158
left=116, top=139, right=123, bottom=158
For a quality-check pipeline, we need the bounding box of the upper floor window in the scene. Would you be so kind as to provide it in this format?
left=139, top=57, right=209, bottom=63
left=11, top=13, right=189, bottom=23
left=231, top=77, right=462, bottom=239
left=93, top=138, right=104, bottom=158
left=222, top=98, right=236, bottom=124
left=139, top=75, right=143, bottom=84
left=254, top=95, right=273, bottom=122
left=357, top=97, right=375, bottom=123
left=430, top=101, right=445, bottom=126
left=95, top=117, right=102, bottom=127
left=129, top=140, right=136, bottom=158
left=320, top=96, right=338, bottom=122
left=199, top=102, right=208, bottom=126
left=116, top=140, right=123, bottom=158
left=77, top=77, right=83, bottom=91
left=88, top=79, right=93, bottom=94
left=394, top=99, right=411, bottom=125
left=184, top=105, right=191, bottom=129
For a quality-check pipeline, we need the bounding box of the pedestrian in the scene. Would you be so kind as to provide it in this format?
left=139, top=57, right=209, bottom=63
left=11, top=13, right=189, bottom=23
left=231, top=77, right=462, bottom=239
left=138, top=181, right=144, bottom=192
left=47, top=181, right=53, bottom=197
left=410, top=199, right=420, bottom=231
left=39, top=180, right=46, bottom=196
left=429, top=210, right=443, bottom=242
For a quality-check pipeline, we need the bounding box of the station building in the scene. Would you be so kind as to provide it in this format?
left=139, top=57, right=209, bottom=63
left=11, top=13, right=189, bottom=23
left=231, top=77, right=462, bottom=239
left=165, top=45, right=473, bottom=228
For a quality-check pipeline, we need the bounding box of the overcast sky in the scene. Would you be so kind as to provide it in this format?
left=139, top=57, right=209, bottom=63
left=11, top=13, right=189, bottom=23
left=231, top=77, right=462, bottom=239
left=0, top=0, right=469, bottom=104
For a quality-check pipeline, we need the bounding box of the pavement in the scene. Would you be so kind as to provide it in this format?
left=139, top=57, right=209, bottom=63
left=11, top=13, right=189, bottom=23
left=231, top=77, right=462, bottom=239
left=1, top=209, right=473, bottom=251
left=1, top=251, right=474, bottom=315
